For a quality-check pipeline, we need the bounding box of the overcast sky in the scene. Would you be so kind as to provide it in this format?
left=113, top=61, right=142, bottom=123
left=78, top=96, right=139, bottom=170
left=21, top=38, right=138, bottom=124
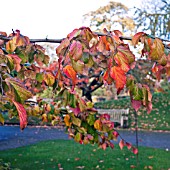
left=1, top=0, right=141, bottom=39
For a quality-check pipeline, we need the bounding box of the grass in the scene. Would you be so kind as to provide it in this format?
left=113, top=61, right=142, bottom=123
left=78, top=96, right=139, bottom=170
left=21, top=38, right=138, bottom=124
left=0, top=139, right=170, bottom=170
left=95, top=92, right=170, bottom=131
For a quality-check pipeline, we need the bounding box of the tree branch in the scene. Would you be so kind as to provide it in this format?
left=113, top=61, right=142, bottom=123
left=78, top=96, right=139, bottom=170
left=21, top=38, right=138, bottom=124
left=0, top=33, right=169, bottom=49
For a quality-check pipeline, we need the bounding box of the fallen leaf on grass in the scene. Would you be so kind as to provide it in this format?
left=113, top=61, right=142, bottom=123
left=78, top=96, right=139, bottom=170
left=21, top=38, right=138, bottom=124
left=148, top=156, right=154, bottom=159
left=76, top=166, right=85, bottom=169
left=130, top=165, right=136, bottom=168
left=75, top=157, right=80, bottom=161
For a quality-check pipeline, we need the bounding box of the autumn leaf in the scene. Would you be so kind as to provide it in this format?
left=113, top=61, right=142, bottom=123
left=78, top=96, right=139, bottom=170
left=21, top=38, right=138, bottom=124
left=13, top=100, right=27, bottom=130
left=132, top=32, right=146, bottom=47
left=114, top=51, right=130, bottom=72
left=132, top=147, right=138, bottom=154
left=126, top=142, right=132, bottom=150
left=110, top=66, right=126, bottom=94
left=56, top=38, right=70, bottom=55
left=64, top=114, right=71, bottom=127
left=5, top=78, right=32, bottom=103
left=119, top=139, right=125, bottom=150
left=69, top=40, right=83, bottom=61
left=103, top=69, right=113, bottom=85
left=7, top=54, right=22, bottom=72
left=0, top=113, right=4, bottom=125
left=94, top=120, right=102, bottom=131
left=149, top=38, right=164, bottom=61
left=6, top=30, right=30, bottom=53
left=44, top=72, right=55, bottom=86
left=63, top=65, right=77, bottom=85
left=131, top=100, right=142, bottom=112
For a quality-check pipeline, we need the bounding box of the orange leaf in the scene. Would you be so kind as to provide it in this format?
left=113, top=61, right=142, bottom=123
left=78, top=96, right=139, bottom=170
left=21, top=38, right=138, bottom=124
left=132, top=32, right=146, bottom=46
left=64, top=114, right=71, bottom=127
left=63, top=65, right=77, bottom=85
left=44, top=72, right=55, bottom=86
left=13, top=101, right=27, bottom=130
left=94, top=120, right=102, bottom=131
left=110, top=66, right=126, bottom=94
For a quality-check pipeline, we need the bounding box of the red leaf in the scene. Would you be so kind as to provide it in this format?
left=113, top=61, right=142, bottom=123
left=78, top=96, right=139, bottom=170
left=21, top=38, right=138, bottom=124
left=131, top=100, right=142, bottom=112
left=63, top=65, right=77, bottom=85
left=69, top=107, right=81, bottom=116
left=132, top=32, right=146, bottom=47
left=13, top=101, right=27, bottom=130
left=132, top=147, right=138, bottom=154
left=119, top=140, right=125, bottom=150
left=110, top=66, right=126, bottom=94
left=126, top=142, right=132, bottom=150
left=113, top=131, right=119, bottom=138
left=103, top=69, right=113, bottom=85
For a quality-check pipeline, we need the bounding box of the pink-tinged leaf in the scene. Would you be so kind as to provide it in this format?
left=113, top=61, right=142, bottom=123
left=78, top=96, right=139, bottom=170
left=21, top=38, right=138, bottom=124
left=131, top=100, right=142, bottom=112
left=110, top=66, right=126, bottom=94
left=7, top=54, right=22, bottom=72
left=113, top=131, right=119, bottom=138
left=87, top=134, right=94, bottom=141
left=69, top=107, right=81, bottom=116
left=119, top=140, right=125, bottom=150
left=56, top=38, right=70, bottom=55
left=69, top=40, right=83, bottom=61
left=100, top=113, right=110, bottom=121
left=132, top=147, right=138, bottom=154
left=126, top=142, right=132, bottom=150
left=63, top=65, right=77, bottom=85
left=102, top=143, right=107, bottom=150
left=147, top=102, right=152, bottom=114
left=13, top=101, right=27, bottom=130
left=132, top=32, right=146, bottom=47
left=67, top=29, right=81, bottom=40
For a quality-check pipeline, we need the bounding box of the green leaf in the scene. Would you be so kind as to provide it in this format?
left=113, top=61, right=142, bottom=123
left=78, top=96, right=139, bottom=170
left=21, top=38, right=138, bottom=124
left=72, top=117, right=82, bottom=127
left=132, top=85, right=143, bottom=101
left=36, top=73, right=44, bottom=83
left=87, top=114, right=95, bottom=126
left=5, top=78, right=32, bottom=103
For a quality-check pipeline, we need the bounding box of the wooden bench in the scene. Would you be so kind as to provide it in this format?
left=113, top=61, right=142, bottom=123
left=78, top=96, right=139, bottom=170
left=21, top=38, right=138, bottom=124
left=97, top=108, right=129, bottom=128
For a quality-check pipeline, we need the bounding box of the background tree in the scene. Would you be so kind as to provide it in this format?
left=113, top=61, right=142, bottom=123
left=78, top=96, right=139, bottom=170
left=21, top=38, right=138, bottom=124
left=134, top=0, right=170, bottom=39
left=83, top=1, right=135, bottom=34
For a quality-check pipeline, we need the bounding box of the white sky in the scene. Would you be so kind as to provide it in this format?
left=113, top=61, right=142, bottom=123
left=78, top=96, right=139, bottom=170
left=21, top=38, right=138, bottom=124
left=1, top=0, right=141, bottom=39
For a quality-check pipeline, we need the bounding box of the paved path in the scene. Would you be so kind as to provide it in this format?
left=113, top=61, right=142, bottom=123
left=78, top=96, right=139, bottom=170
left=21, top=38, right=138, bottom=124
left=0, top=125, right=169, bottom=150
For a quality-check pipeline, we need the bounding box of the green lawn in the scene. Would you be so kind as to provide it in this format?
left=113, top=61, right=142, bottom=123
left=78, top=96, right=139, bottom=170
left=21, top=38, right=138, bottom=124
left=95, top=92, right=170, bottom=131
left=0, top=140, right=169, bottom=170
